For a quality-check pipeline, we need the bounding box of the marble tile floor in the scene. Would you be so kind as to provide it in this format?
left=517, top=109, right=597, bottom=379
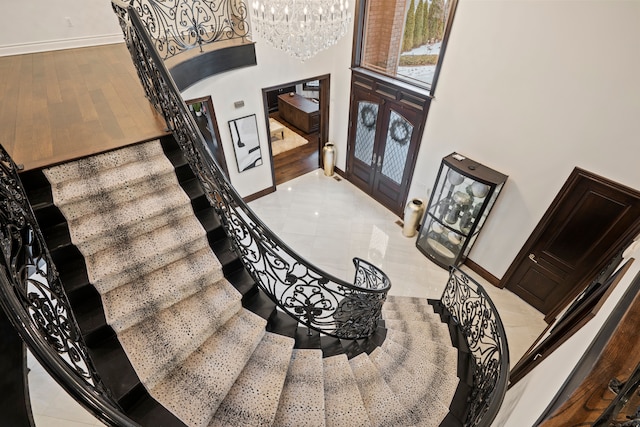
left=27, top=168, right=546, bottom=426
left=247, top=169, right=547, bottom=366
left=27, top=350, right=105, bottom=426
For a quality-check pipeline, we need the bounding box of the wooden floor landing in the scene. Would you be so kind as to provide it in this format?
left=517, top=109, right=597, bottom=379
left=0, top=43, right=168, bottom=171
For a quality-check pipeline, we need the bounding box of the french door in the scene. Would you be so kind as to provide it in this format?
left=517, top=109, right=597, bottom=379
left=347, top=84, right=427, bottom=216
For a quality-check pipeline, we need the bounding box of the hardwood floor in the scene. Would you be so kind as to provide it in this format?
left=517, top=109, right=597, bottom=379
left=270, top=111, right=320, bottom=186
left=0, top=43, right=168, bottom=171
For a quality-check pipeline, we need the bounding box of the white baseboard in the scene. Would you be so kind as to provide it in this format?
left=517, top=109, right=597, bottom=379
left=0, top=34, right=125, bottom=57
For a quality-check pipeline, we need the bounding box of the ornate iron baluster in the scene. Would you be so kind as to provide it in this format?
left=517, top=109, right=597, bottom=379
left=0, top=146, right=139, bottom=426
left=116, top=4, right=392, bottom=339
left=126, top=0, right=250, bottom=60
left=353, top=257, right=391, bottom=290
left=440, top=266, right=510, bottom=427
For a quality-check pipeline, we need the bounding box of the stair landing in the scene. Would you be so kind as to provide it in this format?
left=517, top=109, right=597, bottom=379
left=1, top=43, right=168, bottom=171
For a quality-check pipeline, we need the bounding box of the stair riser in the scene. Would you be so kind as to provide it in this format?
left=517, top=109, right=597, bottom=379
left=19, top=169, right=53, bottom=209
left=37, top=213, right=68, bottom=241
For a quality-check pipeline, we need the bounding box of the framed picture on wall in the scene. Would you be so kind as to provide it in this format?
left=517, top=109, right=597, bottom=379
left=228, top=114, right=263, bottom=173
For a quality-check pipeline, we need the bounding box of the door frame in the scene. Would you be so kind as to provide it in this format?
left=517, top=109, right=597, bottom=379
left=185, top=95, right=229, bottom=177
left=499, top=167, right=640, bottom=323
left=261, top=74, right=330, bottom=194
left=345, top=69, right=431, bottom=217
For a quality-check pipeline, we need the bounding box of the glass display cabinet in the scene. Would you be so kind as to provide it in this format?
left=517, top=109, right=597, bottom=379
left=416, top=153, right=508, bottom=269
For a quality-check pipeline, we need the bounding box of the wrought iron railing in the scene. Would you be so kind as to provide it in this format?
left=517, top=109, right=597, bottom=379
left=440, top=266, right=510, bottom=427
left=593, top=359, right=640, bottom=426
left=0, top=146, right=139, bottom=426
left=113, top=2, right=391, bottom=339
left=113, top=0, right=250, bottom=60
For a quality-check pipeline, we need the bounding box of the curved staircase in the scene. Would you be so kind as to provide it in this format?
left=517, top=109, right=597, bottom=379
left=0, top=3, right=508, bottom=424
left=24, top=137, right=466, bottom=426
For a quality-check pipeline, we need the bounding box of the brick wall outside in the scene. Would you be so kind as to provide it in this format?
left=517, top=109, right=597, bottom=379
left=362, top=0, right=408, bottom=73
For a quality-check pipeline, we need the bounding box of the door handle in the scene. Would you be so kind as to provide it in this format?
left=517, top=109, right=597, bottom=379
left=529, top=253, right=538, bottom=264
left=377, top=155, right=382, bottom=169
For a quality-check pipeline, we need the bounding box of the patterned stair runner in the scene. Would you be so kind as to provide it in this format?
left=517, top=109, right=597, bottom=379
left=43, top=140, right=461, bottom=427
left=273, top=349, right=326, bottom=427
left=323, top=354, right=371, bottom=427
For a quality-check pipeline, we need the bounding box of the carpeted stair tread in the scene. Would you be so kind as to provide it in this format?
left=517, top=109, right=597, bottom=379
left=384, top=318, right=452, bottom=345
left=45, top=154, right=180, bottom=222
left=84, top=216, right=209, bottom=286
left=102, top=256, right=230, bottom=332
left=273, top=349, right=326, bottom=427
left=101, top=247, right=225, bottom=332
left=148, top=309, right=267, bottom=427
left=323, top=354, right=372, bottom=427
left=377, top=339, right=459, bottom=412
left=384, top=296, right=437, bottom=314
left=385, top=328, right=458, bottom=375
left=64, top=187, right=195, bottom=255
left=370, top=347, right=451, bottom=427
left=209, top=332, right=295, bottom=427
left=45, top=147, right=175, bottom=206
left=348, top=352, right=415, bottom=427
left=382, top=307, right=442, bottom=323
left=117, top=281, right=242, bottom=389
left=43, top=140, right=166, bottom=184
left=93, top=238, right=210, bottom=296
left=52, top=170, right=180, bottom=224
left=386, top=295, right=428, bottom=304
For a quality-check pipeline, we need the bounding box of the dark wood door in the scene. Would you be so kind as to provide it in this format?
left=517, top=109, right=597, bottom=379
left=502, top=168, right=640, bottom=319
left=347, top=87, right=424, bottom=215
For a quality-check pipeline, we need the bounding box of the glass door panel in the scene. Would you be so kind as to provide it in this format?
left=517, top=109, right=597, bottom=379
left=380, top=110, right=414, bottom=184
left=354, top=101, right=379, bottom=166
left=370, top=104, right=423, bottom=214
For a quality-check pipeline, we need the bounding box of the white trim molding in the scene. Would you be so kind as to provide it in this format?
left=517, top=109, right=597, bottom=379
left=0, top=34, right=124, bottom=57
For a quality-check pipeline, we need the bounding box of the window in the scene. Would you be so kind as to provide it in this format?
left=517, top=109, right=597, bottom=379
left=358, top=0, right=458, bottom=93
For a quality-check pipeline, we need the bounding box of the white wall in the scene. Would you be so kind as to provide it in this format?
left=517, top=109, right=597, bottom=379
left=0, top=1, right=123, bottom=56
left=407, top=0, right=640, bottom=279
left=181, top=10, right=355, bottom=198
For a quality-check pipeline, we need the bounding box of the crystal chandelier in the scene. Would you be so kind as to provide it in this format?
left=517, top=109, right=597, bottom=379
left=251, top=0, right=351, bottom=61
